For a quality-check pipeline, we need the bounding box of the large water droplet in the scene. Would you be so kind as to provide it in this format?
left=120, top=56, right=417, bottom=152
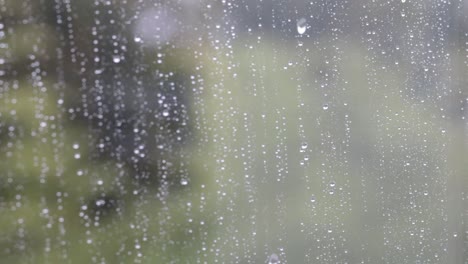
left=112, top=56, right=122, bottom=63
left=297, top=18, right=307, bottom=34
left=180, top=178, right=188, bottom=186
left=268, top=253, right=280, bottom=264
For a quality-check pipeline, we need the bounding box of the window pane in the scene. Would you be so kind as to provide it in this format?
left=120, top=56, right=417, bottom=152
left=0, top=0, right=466, bottom=263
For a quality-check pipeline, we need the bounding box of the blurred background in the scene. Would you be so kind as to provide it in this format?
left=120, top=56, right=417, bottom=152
left=0, top=0, right=466, bottom=263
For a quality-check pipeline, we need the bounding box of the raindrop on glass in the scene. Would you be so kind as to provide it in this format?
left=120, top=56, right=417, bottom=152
left=310, top=195, right=316, bottom=203
left=180, top=178, right=188, bottom=186
left=95, top=199, right=106, bottom=207
left=268, top=253, right=280, bottom=264
left=296, top=18, right=307, bottom=35
left=112, top=56, right=122, bottom=63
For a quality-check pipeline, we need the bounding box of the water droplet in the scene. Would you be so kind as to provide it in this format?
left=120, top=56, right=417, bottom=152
left=268, top=253, right=280, bottom=264
left=94, top=68, right=104, bottom=75
left=162, top=110, right=169, bottom=117
left=310, top=195, right=316, bottom=203
left=180, top=178, right=188, bottom=186
left=329, top=181, right=336, bottom=187
left=97, top=180, right=103, bottom=185
left=297, top=18, right=307, bottom=34
left=134, top=36, right=142, bottom=43
left=402, top=0, right=406, bottom=2
left=112, top=56, right=122, bottom=63
left=95, top=199, right=106, bottom=207
left=301, top=142, right=308, bottom=150
left=322, top=103, right=329, bottom=110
